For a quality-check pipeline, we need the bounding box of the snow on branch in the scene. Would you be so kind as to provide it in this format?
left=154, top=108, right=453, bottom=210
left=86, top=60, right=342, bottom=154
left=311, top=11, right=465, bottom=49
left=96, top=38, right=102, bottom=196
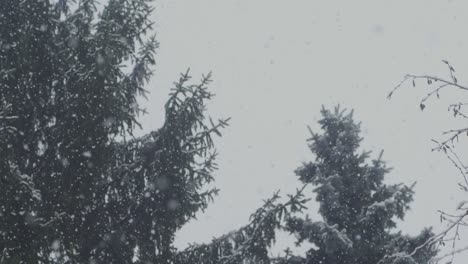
left=175, top=185, right=310, bottom=264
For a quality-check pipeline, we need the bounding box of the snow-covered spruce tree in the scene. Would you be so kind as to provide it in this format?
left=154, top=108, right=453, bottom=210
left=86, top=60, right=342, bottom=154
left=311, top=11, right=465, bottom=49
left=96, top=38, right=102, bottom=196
left=0, top=1, right=226, bottom=263
left=277, top=106, right=437, bottom=264
left=102, top=72, right=228, bottom=263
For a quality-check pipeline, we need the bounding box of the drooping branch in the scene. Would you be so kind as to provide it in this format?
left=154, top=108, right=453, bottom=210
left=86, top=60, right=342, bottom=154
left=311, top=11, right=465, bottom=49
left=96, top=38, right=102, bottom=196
left=175, top=185, right=310, bottom=264
left=388, top=61, right=468, bottom=103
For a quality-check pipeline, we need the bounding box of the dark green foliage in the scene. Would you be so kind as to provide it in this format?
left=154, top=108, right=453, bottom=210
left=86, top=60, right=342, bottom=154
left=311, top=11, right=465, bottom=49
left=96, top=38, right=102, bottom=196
left=279, top=106, right=437, bottom=264
left=0, top=1, right=226, bottom=263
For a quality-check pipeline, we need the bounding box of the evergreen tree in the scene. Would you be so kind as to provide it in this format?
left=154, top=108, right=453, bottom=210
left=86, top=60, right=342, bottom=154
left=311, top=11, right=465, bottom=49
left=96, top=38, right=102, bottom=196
left=0, top=1, right=227, bottom=263
left=175, top=106, right=436, bottom=264
left=278, top=106, right=437, bottom=264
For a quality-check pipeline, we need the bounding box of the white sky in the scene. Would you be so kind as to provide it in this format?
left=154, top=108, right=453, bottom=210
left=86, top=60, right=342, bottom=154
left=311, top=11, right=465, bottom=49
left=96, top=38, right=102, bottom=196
left=136, top=0, right=468, bottom=262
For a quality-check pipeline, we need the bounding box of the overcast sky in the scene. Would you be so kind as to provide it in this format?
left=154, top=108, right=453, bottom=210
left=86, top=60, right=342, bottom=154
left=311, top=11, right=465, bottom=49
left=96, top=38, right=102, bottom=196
left=136, top=0, right=468, bottom=262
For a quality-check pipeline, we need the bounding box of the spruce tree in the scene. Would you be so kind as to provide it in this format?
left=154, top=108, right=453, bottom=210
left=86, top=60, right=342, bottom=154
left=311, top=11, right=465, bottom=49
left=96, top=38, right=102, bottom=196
left=279, top=106, right=437, bottom=264
left=0, top=1, right=227, bottom=263
left=175, top=107, right=437, bottom=264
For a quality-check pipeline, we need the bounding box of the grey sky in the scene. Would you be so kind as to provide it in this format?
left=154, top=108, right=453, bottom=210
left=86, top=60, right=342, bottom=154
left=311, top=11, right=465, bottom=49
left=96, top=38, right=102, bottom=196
left=136, top=0, right=468, bottom=261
